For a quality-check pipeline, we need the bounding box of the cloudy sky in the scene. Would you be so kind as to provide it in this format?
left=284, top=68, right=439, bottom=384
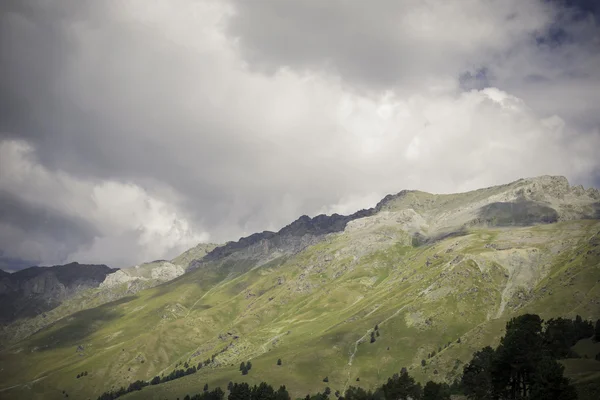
left=1, top=0, right=599, bottom=270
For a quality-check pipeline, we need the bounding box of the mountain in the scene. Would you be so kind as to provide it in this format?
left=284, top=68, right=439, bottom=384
left=0, top=243, right=219, bottom=348
left=0, top=262, right=118, bottom=324
left=0, top=176, right=599, bottom=400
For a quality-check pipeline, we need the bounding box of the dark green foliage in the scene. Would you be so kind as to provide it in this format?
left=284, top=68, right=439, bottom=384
left=544, top=318, right=577, bottom=358
left=356, top=378, right=359, bottom=382
left=380, top=370, right=422, bottom=400
left=185, top=396, right=191, bottom=400
left=323, top=377, right=329, bottom=383
left=370, top=332, right=376, bottom=343
left=421, top=359, right=426, bottom=367
left=150, top=376, right=160, bottom=385
left=204, top=383, right=209, bottom=392
left=457, top=337, right=461, bottom=343
left=461, top=346, right=494, bottom=400
left=334, top=391, right=340, bottom=398
left=461, top=314, right=578, bottom=400
left=184, top=362, right=189, bottom=368
left=227, top=382, right=233, bottom=391
left=246, top=361, right=252, bottom=370
left=251, top=382, right=275, bottom=400
left=275, top=385, right=291, bottom=400
left=228, top=382, right=251, bottom=400
left=240, top=362, right=246, bottom=371
left=324, top=387, right=331, bottom=396
left=376, top=330, right=380, bottom=337
left=529, top=357, right=578, bottom=400
left=342, top=386, right=370, bottom=400
left=430, top=350, right=436, bottom=357
left=595, top=319, right=600, bottom=342
left=374, top=324, right=379, bottom=331
left=76, top=374, right=80, bottom=379
left=422, top=381, right=450, bottom=400
left=277, top=358, right=282, bottom=366
left=400, top=367, right=407, bottom=374
left=242, top=367, right=248, bottom=375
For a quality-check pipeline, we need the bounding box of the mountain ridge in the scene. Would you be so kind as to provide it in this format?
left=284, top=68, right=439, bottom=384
left=0, top=175, right=599, bottom=400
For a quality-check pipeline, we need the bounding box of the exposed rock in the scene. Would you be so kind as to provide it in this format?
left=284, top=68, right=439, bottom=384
left=0, top=262, right=117, bottom=324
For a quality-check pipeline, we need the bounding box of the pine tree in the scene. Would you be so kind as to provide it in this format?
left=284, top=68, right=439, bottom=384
left=246, top=361, right=252, bottom=370
left=323, top=377, right=329, bottom=383
left=204, top=383, right=208, bottom=392
left=277, top=358, right=282, bottom=366
left=370, top=332, right=376, bottom=343
left=242, top=367, right=248, bottom=375
left=240, top=362, right=246, bottom=371
left=595, top=319, right=600, bottom=342
left=421, top=359, right=426, bottom=367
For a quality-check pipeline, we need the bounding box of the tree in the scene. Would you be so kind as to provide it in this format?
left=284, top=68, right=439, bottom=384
left=204, top=383, right=209, bottom=392
left=457, top=337, right=461, bottom=344
left=370, top=332, right=376, bottom=343
left=595, top=319, right=600, bottom=342
left=421, top=359, right=426, bottom=367
left=461, top=346, right=494, bottom=400
left=246, top=361, right=252, bottom=371
left=150, top=376, right=161, bottom=385
left=242, top=367, right=248, bottom=375
left=275, top=386, right=290, bottom=400
left=528, top=357, right=577, bottom=400
left=544, top=318, right=576, bottom=358
left=324, top=387, right=331, bottom=396
left=277, top=359, right=282, bottom=366
left=240, top=362, right=246, bottom=371
left=251, top=382, right=275, bottom=400
left=323, top=377, right=329, bottom=383
left=381, top=370, right=422, bottom=400
left=423, top=381, right=450, bottom=400
left=344, top=386, right=369, bottom=400
left=184, top=395, right=191, bottom=400
left=493, top=314, right=545, bottom=399
left=375, top=330, right=380, bottom=337
left=229, top=382, right=251, bottom=400
left=374, top=324, right=379, bottom=331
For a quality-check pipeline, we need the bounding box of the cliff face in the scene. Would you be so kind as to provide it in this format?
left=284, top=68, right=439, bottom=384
left=0, top=262, right=117, bottom=323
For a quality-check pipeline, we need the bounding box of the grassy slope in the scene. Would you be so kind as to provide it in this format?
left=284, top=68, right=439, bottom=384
left=0, top=221, right=599, bottom=400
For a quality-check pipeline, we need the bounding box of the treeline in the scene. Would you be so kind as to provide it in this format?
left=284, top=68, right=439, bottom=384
left=97, top=314, right=600, bottom=400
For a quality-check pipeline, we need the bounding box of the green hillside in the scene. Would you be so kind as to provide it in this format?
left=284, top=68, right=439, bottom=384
left=0, top=176, right=599, bottom=400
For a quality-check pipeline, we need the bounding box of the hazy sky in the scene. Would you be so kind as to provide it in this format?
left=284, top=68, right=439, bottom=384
left=1, top=0, right=599, bottom=269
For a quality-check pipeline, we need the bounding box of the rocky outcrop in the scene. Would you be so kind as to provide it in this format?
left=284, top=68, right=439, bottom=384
left=195, top=209, right=375, bottom=268
left=99, top=261, right=185, bottom=289
left=0, top=262, right=117, bottom=323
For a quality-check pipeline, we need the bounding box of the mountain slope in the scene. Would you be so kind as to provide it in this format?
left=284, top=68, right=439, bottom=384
left=0, top=262, right=118, bottom=324
left=0, top=243, right=219, bottom=347
left=0, top=176, right=599, bottom=400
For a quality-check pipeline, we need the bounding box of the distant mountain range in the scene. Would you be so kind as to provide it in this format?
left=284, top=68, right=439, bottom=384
left=0, top=175, right=599, bottom=400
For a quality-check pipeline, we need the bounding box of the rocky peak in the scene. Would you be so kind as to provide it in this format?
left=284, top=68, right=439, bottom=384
left=0, top=263, right=118, bottom=323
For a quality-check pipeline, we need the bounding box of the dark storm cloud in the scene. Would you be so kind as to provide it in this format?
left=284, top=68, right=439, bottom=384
left=1, top=0, right=599, bottom=269
left=0, top=190, right=98, bottom=264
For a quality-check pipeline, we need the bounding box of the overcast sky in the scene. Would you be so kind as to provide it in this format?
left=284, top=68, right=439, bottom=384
left=1, top=0, right=599, bottom=270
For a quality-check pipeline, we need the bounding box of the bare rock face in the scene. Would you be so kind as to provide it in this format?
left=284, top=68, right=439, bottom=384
left=0, top=262, right=117, bottom=324
left=100, top=261, right=185, bottom=289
